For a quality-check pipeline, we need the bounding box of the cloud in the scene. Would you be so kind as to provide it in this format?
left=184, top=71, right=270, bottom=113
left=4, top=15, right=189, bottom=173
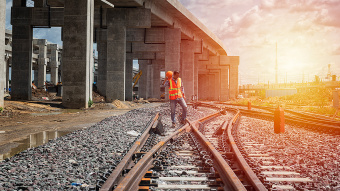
left=332, top=46, right=340, bottom=55
left=33, top=28, right=62, bottom=46
left=6, top=0, right=12, bottom=30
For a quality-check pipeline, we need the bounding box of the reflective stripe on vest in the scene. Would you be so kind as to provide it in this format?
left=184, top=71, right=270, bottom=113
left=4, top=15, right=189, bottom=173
left=169, top=78, right=182, bottom=100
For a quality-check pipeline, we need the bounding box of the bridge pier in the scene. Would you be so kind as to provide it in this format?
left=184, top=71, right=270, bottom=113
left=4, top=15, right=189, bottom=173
left=62, top=0, right=94, bottom=108
left=125, top=53, right=133, bottom=101
left=164, top=28, right=181, bottom=101
left=35, top=39, right=48, bottom=89
left=96, top=28, right=107, bottom=97
left=181, top=40, right=195, bottom=101
left=48, top=44, right=59, bottom=85
left=138, top=60, right=151, bottom=99
left=151, top=60, right=162, bottom=99
left=5, top=57, right=10, bottom=92
left=11, top=1, right=33, bottom=101
left=0, top=0, right=4, bottom=107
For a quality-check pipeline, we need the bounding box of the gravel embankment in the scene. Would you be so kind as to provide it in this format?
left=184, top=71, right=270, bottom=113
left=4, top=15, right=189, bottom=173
left=0, top=103, right=216, bottom=190
left=237, top=116, right=340, bottom=190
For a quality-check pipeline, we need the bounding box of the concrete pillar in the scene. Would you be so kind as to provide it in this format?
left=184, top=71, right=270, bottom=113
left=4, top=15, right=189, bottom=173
left=138, top=60, right=150, bottom=99
left=221, top=68, right=229, bottom=101
left=11, top=1, right=33, bottom=101
left=106, top=21, right=126, bottom=102
left=208, top=74, right=215, bottom=100
left=164, top=28, right=181, bottom=100
left=151, top=60, right=162, bottom=99
left=194, top=55, right=199, bottom=100
left=0, top=0, right=5, bottom=107
left=62, top=0, right=94, bottom=108
left=125, top=53, right=133, bottom=101
left=36, top=39, right=48, bottom=88
left=34, top=69, right=38, bottom=86
left=198, top=74, right=209, bottom=100
left=181, top=40, right=195, bottom=101
left=37, top=60, right=47, bottom=88
left=5, top=58, right=10, bottom=92
left=49, top=44, right=59, bottom=85
left=229, top=57, right=239, bottom=99
left=96, top=29, right=107, bottom=97
left=146, top=64, right=153, bottom=99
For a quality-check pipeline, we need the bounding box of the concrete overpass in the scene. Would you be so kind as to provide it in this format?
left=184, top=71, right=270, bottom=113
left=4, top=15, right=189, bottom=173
left=1, top=0, right=239, bottom=109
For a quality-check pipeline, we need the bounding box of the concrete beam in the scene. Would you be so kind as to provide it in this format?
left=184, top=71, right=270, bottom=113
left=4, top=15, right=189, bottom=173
left=0, top=0, right=5, bottom=107
left=132, top=42, right=165, bottom=52
left=144, top=0, right=227, bottom=56
left=62, top=0, right=94, bottom=108
left=132, top=52, right=156, bottom=60
left=11, top=7, right=64, bottom=27
left=126, top=28, right=145, bottom=42
left=197, top=48, right=209, bottom=61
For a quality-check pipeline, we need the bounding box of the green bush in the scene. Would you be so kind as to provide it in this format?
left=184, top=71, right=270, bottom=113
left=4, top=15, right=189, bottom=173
left=88, top=99, right=93, bottom=108
left=0, top=107, right=3, bottom=113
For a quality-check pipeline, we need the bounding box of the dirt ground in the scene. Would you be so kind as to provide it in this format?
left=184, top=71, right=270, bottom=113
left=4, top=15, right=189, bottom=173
left=0, top=98, right=162, bottom=156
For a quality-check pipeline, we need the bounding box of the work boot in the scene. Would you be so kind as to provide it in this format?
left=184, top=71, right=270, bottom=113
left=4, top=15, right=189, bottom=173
left=171, top=122, right=176, bottom=128
left=180, top=119, right=187, bottom=125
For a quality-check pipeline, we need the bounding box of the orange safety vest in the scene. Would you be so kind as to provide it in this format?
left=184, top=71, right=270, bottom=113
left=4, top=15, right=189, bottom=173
left=169, top=78, right=183, bottom=100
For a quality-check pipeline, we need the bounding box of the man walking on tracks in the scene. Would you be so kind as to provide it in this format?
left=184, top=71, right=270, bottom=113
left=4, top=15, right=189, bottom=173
left=164, top=71, right=188, bottom=127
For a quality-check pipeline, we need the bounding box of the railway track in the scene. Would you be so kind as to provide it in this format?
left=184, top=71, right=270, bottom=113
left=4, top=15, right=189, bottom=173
left=97, top=101, right=339, bottom=190
left=99, top=109, right=269, bottom=191
left=195, top=101, right=340, bottom=135
left=195, top=101, right=339, bottom=190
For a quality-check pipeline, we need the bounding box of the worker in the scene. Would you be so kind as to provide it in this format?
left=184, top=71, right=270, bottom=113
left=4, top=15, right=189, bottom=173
left=164, top=71, right=187, bottom=127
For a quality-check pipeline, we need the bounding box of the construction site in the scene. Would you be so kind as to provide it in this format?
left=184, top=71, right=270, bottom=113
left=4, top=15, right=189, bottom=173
left=1, top=0, right=340, bottom=190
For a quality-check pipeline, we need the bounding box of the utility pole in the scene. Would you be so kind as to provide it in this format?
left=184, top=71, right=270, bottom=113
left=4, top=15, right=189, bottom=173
left=275, top=42, right=278, bottom=84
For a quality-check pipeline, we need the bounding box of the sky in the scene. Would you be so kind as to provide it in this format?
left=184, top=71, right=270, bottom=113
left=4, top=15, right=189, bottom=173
left=178, top=0, right=340, bottom=85
left=5, top=0, right=340, bottom=85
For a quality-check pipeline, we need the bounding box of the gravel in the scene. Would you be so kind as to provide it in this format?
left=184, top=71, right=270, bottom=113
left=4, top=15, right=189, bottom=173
left=0, top=103, right=217, bottom=190
left=237, top=116, right=340, bottom=190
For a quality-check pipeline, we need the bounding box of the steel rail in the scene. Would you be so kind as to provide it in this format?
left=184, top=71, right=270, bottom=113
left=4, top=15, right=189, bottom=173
left=114, top=112, right=247, bottom=191
left=100, top=113, right=160, bottom=191
left=235, top=107, right=340, bottom=133
left=197, top=102, right=340, bottom=133
left=188, top=120, right=247, bottom=191
left=114, top=124, right=190, bottom=191
left=225, top=110, right=268, bottom=191
left=219, top=102, right=340, bottom=126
